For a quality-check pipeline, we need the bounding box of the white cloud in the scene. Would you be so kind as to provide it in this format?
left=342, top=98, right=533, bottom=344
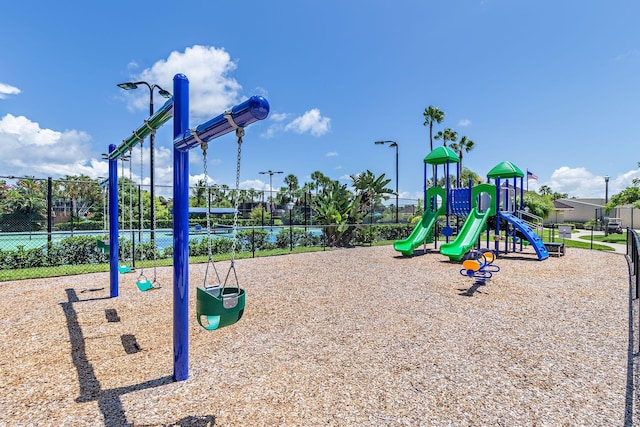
left=0, top=83, right=20, bottom=99
left=284, top=109, right=331, bottom=137
left=542, top=166, right=640, bottom=199
left=261, top=123, right=283, bottom=139
left=269, top=112, right=289, bottom=122
left=241, top=178, right=268, bottom=191
left=458, top=119, right=471, bottom=127
left=614, top=49, right=640, bottom=61
left=122, top=45, right=242, bottom=122
left=0, top=114, right=101, bottom=178
left=326, top=152, right=338, bottom=157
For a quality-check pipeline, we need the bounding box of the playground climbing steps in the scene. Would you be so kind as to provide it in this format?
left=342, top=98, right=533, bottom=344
left=500, top=212, right=549, bottom=260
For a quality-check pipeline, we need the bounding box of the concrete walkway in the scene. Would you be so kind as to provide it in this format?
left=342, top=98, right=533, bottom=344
left=557, top=229, right=628, bottom=255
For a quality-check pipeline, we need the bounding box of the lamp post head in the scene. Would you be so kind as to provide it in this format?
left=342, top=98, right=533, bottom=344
left=117, top=82, right=138, bottom=90
left=287, top=201, right=294, bottom=211
left=375, top=140, right=398, bottom=148
left=158, top=88, right=172, bottom=98
left=604, top=175, right=610, bottom=183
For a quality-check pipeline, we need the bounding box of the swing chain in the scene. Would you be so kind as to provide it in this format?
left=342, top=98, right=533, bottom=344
left=230, top=128, right=243, bottom=265
left=128, top=148, right=134, bottom=264
left=224, top=127, right=244, bottom=291
left=150, top=129, right=159, bottom=285
left=201, top=141, right=221, bottom=289
left=201, top=141, right=213, bottom=260
left=138, top=142, right=145, bottom=273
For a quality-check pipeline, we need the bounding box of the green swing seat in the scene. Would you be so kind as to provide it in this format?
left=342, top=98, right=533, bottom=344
left=118, top=264, right=133, bottom=274
left=96, top=239, right=110, bottom=254
left=136, top=278, right=153, bottom=291
left=196, top=286, right=245, bottom=330
left=136, top=273, right=160, bottom=292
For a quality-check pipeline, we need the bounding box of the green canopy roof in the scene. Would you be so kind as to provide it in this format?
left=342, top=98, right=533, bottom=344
left=486, top=161, right=524, bottom=179
left=423, top=146, right=460, bottom=165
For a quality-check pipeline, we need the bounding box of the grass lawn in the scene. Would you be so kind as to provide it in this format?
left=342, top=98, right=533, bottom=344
left=0, top=246, right=330, bottom=282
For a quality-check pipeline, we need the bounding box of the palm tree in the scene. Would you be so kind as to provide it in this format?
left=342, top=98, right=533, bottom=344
left=423, top=106, right=445, bottom=151
left=434, top=127, right=458, bottom=148
left=310, top=171, right=329, bottom=196
left=5, top=178, right=46, bottom=231
left=284, top=174, right=299, bottom=193
left=539, top=185, right=552, bottom=196
left=190, top=179, right=207, bottom=207
left=449, top=136, right=475, bottom=186
left=283, top=173, right=300, bottom=203
left=350, top=170, right=393, bottom=223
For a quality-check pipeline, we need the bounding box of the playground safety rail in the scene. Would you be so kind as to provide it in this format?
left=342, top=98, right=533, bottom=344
left=628, top=228, right=639, bottom=299
left=517, top=209, right=544, bottom=235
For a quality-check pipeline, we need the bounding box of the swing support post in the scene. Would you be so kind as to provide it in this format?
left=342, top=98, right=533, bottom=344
left=173, top=74, right=190, bottom=382
left=108, top=144, right=119, bottom=298
left=107, top=73, right=268, bottom=382
left=171, top=73, right=269, bottom=381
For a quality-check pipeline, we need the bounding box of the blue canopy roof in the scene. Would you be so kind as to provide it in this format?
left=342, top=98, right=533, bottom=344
left=170, top=207, right=237, bottom=215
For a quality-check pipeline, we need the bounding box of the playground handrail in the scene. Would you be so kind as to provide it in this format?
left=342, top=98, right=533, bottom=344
left=516, top=209, right=544, bottom=235
left=628, top=228, right=639, bottom=299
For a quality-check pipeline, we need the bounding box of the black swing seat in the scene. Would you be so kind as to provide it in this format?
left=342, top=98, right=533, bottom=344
left=196, top=286, right=245, bottom=330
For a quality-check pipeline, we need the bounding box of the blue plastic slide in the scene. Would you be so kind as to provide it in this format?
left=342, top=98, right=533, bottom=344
left=499, top=212, right=549, bottom=260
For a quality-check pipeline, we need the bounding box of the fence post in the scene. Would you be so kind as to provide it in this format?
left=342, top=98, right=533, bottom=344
left=47, top=177, right=53, bottom=251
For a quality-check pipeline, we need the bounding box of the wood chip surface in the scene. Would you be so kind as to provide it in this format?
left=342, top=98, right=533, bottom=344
left=0, top=245, right=635, bottom=426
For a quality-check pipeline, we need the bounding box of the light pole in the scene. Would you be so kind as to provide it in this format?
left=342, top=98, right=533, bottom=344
left=117, top=81, right=171, bottom=245
left=375, top=140, right=399, bottom=223
left=259, top=170, right=283, bottom=228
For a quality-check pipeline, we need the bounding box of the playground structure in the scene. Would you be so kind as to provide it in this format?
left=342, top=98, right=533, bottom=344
left=106, top=73, right=269, bottom=381
left=394, top=148, right=548, bottom=261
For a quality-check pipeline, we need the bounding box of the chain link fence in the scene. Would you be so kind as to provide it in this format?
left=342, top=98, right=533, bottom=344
left=0, top=176, right=421, bottom=280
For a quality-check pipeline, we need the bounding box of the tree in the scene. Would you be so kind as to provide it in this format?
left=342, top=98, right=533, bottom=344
left=2, top=178, right=46, bottom=231
left=460, top=167, right=483, bottom=185
left=434, top=127, right=457, bottom=148
left=607, top=180, right=640, bottom=211
left=449, top=136, right=475, bottom=185
left=423, top=106, right=445, bottom=151
left=283, top=174, right=299, bottom=193
left=0, top=180, right=10, bottom=215
left=313, top=180, right=363, bottom=246
left=190, top=178, right=207, bottom=207
left=58, top=175, right=102, bottom=218
left=280, top=173, right=300, bottom=204
left=538, top=185, right=552, bottom=196
left=350, top=170, right=393, bottom=221
left=524, top=192, right=553, bottom=219
left=310, top=171, right=330, bottom=196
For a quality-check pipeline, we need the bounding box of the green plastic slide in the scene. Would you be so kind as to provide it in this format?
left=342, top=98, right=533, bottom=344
left=393, top=209, right=440, bottom=256
left=440, top=208, right=491, bottom=261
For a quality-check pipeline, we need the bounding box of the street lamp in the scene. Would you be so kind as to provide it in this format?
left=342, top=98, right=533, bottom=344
left=375, top=140, right=399, bottom=223
left=117, top=81, right=172, bottom=245
left=259, top=170, right=283, bottom=228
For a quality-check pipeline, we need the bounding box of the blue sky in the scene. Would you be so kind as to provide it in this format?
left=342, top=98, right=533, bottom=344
left=1, top=0, right=639, bottom=202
